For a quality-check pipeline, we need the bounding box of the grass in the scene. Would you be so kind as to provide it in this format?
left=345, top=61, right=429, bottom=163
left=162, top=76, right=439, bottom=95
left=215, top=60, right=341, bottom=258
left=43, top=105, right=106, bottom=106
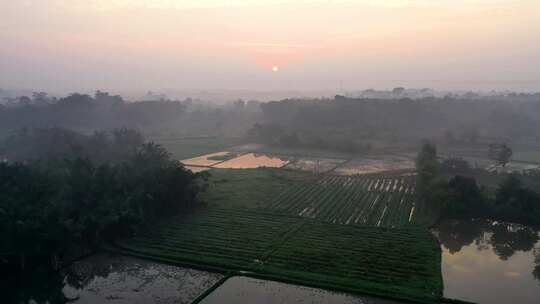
left=115, top=207, right=442, bottom=304
left=201, top=168, right=312, bottom=209
left=150, top=136, right=244, bottom=160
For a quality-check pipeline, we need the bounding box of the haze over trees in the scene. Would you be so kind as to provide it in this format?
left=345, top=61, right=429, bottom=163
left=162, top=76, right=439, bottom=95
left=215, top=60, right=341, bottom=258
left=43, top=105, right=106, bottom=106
left=415, top=142, right=540, bottom=225
left=0, top=128, right=207, bottom=302
left=247, top=95, right=540, bottom=152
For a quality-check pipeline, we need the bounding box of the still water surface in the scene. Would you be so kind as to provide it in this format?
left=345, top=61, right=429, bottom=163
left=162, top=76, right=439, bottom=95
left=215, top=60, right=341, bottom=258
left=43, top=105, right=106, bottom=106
left=200, top=276, right=402, bottom=304
left=62, top=254, right=223, bottom=304
left=433, top=219, right=540, bottom=304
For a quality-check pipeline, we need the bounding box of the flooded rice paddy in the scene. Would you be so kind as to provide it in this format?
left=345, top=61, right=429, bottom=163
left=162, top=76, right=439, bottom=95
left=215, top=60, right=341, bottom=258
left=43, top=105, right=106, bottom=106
left=284, top=157, right=346, bottom=173
left=200, top=276, right=401, bottom=304
left=184, top=165, right=210, bottom=173
left=333, top=156, right=415, bottom=175
left=213, top=153, right=290, bottom=169
left=433, top=219, right=540, bottom=304
left=181, top=151, right=232, bottom=167
left=440, top=154, right=540, bottom=173
left=62, top=253, right=223, bottom=304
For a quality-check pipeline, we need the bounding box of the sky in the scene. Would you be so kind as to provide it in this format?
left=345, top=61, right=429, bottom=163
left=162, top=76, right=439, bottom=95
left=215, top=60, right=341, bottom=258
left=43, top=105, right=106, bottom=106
left=1, top=0, right=540, bottom=93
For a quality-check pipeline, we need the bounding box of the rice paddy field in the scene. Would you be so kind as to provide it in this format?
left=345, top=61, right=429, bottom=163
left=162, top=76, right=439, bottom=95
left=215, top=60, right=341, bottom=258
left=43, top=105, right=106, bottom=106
left=267, top=174, right=435, bottom=227
left=283, top=157, right=346, bottom=173
left=114, top=208, right=442, bottom=304
left=333, top=156, right=415, bottom=175
left=111, top=142, right=446, bottom=303
left=213, top=153, right=291, bottom=169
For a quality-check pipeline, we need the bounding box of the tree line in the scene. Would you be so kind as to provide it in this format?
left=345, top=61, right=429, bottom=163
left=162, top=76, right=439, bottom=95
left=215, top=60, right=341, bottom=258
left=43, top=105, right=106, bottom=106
left=416, top=142, right=540, bottom=225
left=248, top=96, right=540, bottom=152
left=0, top=128, right=207, bottom=302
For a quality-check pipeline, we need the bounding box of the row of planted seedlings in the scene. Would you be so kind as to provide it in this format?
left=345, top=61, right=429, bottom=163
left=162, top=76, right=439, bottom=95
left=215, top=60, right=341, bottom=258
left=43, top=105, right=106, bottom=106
left=113, top=207, right=442, bottom=303
left=114, top=207, right=299, bottom=271
left=266, top=174, right=420, bottom=227
left=254, top=220, right=443, bottom=304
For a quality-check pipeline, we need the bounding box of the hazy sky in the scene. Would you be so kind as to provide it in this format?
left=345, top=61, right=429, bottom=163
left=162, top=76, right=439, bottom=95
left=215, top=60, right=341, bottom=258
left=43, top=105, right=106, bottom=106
left=1, top=0, right=540, bottom=93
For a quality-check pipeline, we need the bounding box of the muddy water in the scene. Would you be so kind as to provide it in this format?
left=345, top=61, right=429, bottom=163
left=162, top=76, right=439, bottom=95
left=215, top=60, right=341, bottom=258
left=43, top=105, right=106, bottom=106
left=213, top=153, right=290, bottom=169
left=200, top=276, right=402, bottom=304
left=62, top=253, right=223, bottom=304
left=433, top=219, right=540, bottom=304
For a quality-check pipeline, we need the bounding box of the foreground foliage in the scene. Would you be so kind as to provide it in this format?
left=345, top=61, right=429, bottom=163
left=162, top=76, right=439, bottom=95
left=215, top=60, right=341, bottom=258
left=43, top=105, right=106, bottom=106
left=0, top=143, right=204, bottom=278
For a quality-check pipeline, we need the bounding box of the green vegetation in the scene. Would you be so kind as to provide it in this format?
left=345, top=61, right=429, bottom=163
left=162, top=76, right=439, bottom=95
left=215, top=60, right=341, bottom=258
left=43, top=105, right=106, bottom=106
left=262, top=221, right=442, bottom=304
left=267, top=174, right=435, bottom=227
left=200, top=168, right=312, bottom=209
left=0, top=128, right=206, bottom=303
left=488, top=143, right=513, bottom=167
left=417, top=142, right=540, bottom=225
left=0, top=127, right=145, bottom=163
left=115, top=207, right=442, bottom=303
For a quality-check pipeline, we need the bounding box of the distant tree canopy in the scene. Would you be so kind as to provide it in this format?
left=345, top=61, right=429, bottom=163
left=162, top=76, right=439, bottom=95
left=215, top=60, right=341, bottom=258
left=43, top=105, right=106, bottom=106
left=0, top=128, right=207, bottom=279
left=0, top=91, right=186, bottom=132
left=416, top=143, right=540, bottom=225
left=246, top=122, right=370, bottom=153
left=0, top=127, right=145, bottom=164
left=255, top=96, right=540, bottom=146
left=488, top=143, right=513, bottom=167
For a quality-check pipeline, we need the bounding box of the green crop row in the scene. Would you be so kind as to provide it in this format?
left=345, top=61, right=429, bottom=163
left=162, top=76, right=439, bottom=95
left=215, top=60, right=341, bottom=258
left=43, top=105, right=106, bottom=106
left=266, top=174, right=436, bottom=227
left=113, top=207, right=442, bottom=303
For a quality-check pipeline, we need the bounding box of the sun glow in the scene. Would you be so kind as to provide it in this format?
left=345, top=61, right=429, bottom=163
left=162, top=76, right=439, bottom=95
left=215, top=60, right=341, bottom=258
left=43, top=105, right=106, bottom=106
left=272, top=66, right=279, bottom=72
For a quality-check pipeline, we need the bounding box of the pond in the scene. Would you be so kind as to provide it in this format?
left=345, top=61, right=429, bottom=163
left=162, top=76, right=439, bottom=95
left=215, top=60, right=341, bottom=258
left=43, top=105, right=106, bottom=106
left=433, top=219, right=540, bottom=304
left=61, top=253, right=224, bottom=304
left=200, top=276, right=401, bottom=304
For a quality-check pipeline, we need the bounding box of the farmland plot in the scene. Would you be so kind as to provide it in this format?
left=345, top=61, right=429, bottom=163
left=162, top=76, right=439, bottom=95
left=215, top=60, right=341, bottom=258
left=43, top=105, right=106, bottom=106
left=213, top=153, right=291, bottom=169
left=115, top=208, right=297, bottom=271
left=260, top=221, right=442, bottom=304
left=284, top=157, right=346, bottom=173
left=268, top=174, right=433, bottom=227
left=114, top=208, right=442, bottom=303
left=334, top=156, right=415, bottom=175
left=181, top=151, right=232, bottom=167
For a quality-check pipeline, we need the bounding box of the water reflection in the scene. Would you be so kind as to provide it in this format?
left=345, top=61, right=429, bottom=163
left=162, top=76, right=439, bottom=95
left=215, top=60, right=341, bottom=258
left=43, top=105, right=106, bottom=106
left=200, top=276, right=401, bottom=304
left=213, top=153, right=290, bottom=169
left=6, top=253, right=223, bottom=304
left=434, top=219, right=540, bottom=304
left=435, top=219, right=539, bottom=262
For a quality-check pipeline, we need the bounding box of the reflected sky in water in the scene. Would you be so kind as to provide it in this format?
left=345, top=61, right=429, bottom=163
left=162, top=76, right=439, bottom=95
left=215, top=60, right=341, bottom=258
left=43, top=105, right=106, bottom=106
left=433, top=219, right=540, bottom=304
left=61, top=254, right=223, bottom=304
left=201, top=276, right=401, bottom=304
